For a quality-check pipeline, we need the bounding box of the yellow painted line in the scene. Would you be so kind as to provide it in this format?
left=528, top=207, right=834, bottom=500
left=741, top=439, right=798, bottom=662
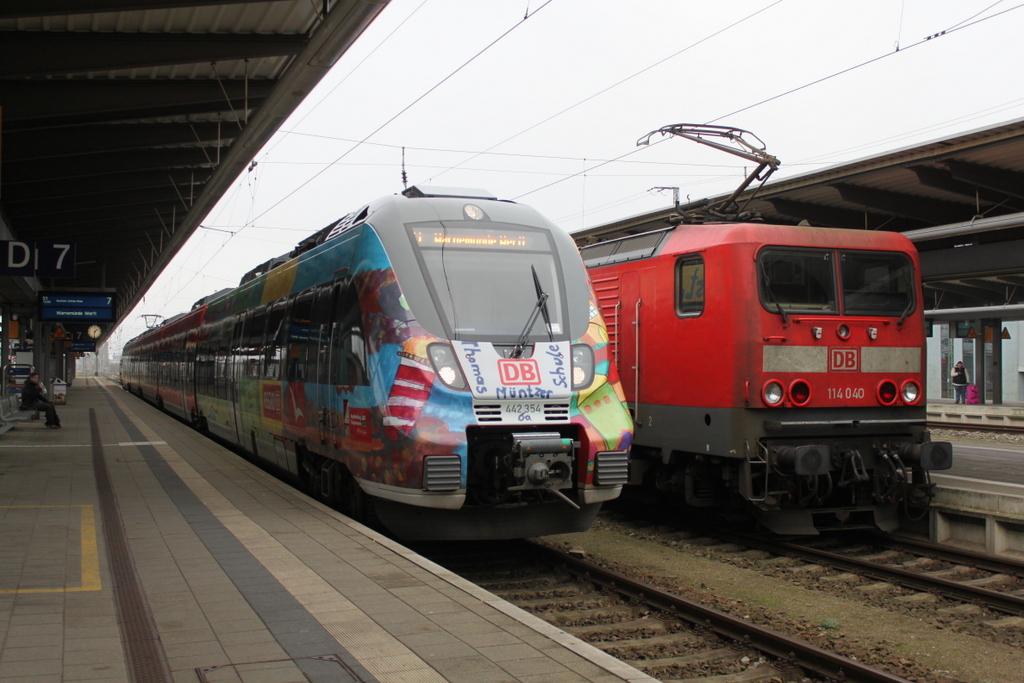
left=0, top=505, right=102, bottom=594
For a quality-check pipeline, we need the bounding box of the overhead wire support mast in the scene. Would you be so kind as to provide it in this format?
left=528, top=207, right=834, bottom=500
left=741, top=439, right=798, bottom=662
left=637, top=124, right=781, bottom=223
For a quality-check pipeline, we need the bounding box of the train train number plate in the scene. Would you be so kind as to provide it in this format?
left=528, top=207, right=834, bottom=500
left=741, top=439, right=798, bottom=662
left=505, top=403, right=546, bottom=422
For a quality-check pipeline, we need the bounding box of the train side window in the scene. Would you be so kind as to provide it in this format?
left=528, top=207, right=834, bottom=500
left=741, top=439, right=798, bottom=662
left=758, top=248, right=837, bottom=313
left=213, top=318, right=232, bottom=400
left=241, top=309, right=266, bottom=379
left=263, top=301, right=288, bottom=380
left=286, top=290, right=316, bottom=383
left=333, top=283, right=368, bottom=386
left=675, top=255, right=705, bottom=317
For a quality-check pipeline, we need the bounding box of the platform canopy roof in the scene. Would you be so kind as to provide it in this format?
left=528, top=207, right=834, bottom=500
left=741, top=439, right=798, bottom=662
left=0, top=0, right=390, bottom=342
left=573, top=118, right=1024, bottom=321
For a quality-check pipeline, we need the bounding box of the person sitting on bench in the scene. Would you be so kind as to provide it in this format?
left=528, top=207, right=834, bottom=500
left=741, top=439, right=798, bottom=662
left=21, top=373, right=61, bottom=429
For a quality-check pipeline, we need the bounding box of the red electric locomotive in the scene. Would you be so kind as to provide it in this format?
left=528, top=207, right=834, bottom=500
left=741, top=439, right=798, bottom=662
left=581, top=222, right=952, bottom=534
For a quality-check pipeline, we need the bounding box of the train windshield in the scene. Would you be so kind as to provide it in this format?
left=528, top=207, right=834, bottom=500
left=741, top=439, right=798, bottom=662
left=758, top=248, right=914, bottom=317
left=407, top=221, right=568, bottom=341
left=840, top=251, right=915, bottom=316
left=758, top=248, right=837, bottom=313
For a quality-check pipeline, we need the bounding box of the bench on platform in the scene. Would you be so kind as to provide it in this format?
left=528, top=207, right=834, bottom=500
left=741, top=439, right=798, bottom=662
left=0, top=394, right=40, bottom=435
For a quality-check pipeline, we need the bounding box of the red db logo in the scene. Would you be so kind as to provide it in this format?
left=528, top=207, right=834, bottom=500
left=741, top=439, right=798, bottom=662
left=497, top=359, right=541, bottom=385
left=829, top=348, right=860, bottom=372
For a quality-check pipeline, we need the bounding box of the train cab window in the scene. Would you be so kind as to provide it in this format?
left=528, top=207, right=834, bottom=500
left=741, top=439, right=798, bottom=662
left=407, top=222, right=568, bottom=342
left=840, top=251, right=914, bottom=316
left=758, top=248, right=837, bottom=314
left=675, top=255, right=704, bottom=317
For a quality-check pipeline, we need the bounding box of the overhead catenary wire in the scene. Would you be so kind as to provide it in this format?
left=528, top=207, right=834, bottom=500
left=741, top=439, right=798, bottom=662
left=246, top=0, right=558, bottom=226
left=120, top=1, right=1024, bottom=337
left=130, top=1, right=560, bottom=328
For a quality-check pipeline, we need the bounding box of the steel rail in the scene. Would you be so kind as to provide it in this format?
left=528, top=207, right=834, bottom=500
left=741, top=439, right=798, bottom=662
left=929, top=420, right=1024, bottom=435
left=865, top=532, right=1024, bottom=578
left=529, top=541, right=912, bottom=683
left=712, top=530, right=1024, bottom=616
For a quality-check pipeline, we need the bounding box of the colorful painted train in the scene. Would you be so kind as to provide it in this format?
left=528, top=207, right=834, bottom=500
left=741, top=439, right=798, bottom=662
left=122, top=186, right=632, bottom=540
left=580, top=221, right=952, bottom=534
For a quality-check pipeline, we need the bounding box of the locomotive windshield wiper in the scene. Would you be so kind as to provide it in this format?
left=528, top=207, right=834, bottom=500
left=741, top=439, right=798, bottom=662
left=897, top=296, right=914, bottom=325
left=759, top=261, right=788, bottom=325
left=510, top=266, right=553, bottom=358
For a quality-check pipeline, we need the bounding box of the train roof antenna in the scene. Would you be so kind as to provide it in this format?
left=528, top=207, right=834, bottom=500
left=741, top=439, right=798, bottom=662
left=401, top=146, right=408, bottom=189
left=638, top=124, right=780, bottom=224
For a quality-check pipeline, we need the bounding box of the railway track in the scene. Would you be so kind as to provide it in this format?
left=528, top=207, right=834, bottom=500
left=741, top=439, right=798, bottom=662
left=586, top=506, right=1024, bottom=652
left=714, top=528, right=1024, bottom=622
left=417, top=540, right=912, bottom=683
left=928, top=420, right=1024, bottom=435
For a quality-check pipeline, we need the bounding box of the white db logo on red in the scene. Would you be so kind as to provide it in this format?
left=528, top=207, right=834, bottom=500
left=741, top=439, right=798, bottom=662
left=829, top=348, right=860, bottom=372
left=498, top=359, right=541, bottom=385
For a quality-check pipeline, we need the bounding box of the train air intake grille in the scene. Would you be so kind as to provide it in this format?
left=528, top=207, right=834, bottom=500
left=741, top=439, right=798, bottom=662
left=595, top=450, right=629, bottom=486
left=423, top=455, right=462, bottom=491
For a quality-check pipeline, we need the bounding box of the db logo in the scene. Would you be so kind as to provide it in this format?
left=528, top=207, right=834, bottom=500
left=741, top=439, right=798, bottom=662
left=829, top=348, right=860, bottom=372
left=497, top=359, right=541, bottom=385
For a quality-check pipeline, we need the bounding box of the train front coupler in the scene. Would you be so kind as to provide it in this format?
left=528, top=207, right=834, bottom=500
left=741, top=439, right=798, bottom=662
left=508, top=432, right=580, bottom=509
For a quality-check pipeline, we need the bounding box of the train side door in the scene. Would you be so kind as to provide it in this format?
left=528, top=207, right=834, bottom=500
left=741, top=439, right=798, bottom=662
left=229, top=314, right=247, bottom=445
left=620, top=271, right=641, bottom=413
left=313, top=282, right=341, bottom=448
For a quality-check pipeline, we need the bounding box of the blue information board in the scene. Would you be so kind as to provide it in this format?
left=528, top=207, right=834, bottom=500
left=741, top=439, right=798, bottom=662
left=38, top=292, right=116, bottom=322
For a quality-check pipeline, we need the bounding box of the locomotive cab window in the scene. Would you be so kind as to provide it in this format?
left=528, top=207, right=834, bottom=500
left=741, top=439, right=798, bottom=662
left=758, top=248, right=837, bottom=313
left=675, top=255, right=704, bottom=317
left=840, top=251, right=914, bottom=316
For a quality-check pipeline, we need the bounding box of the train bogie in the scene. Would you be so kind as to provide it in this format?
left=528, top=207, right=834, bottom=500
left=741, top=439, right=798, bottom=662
left=582, top=222, right=951, bottom=534
left=123, top=187, right=632, bottom=541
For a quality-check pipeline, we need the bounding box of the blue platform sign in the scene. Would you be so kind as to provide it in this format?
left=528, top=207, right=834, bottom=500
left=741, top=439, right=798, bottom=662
left=38, top=292, right=115, bottom=322
left=1, top=241, right=76, bottom=278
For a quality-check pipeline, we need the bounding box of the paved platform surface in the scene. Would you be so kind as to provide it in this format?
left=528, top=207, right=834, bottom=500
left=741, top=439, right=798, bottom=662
left=0, top=378, right=655, bottom=683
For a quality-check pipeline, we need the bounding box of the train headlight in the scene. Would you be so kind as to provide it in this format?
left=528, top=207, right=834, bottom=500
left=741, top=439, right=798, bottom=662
left=876, top=379, right=898, bottom=405
left=763, top=380, right=785, bottom=406
left=901, top=379, right=921, bottom=405
left=427, top=343, right=467, bottom=390
left=837, top=324, right=851, bottom=340
left=571, top=344, right=595, bottom=390
left=788, top=379, right=811, bottom=406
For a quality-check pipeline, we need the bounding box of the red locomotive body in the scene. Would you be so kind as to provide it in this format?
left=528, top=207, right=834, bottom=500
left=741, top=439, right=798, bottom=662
left=582, top=222, right=952, bottom=534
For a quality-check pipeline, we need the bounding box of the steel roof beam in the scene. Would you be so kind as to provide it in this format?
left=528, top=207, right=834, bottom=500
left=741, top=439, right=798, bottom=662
left=943, top=160, right=1024, bottom=201
left=2, top=122, right=231, bottom=161
left=0, top=32, right=306, bottom=78
left=0, top=0, right=261, bottom=19
left=767, top=198, right=923, bottom=231
left=7, top=170, right=213, bottom=203
left=20, top=200, right=188, bottom=230
left=11, top=188, right=193, bottom=218
left=911, top=165, right=1024, bottom=211
left=0, top=79, right=272, bottom=126
left=925, top=303, right=1024, bottom=321
left=833, top=183, right=976, bottom=224
left=4, top=147, right=223, bottom=183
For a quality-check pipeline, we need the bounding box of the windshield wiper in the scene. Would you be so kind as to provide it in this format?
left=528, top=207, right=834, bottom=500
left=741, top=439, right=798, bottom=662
left=897, top=296, right=914, bottom=325
left=759, top=261, right=788, bottom=325
left=510, top=266, right=553, bottom=358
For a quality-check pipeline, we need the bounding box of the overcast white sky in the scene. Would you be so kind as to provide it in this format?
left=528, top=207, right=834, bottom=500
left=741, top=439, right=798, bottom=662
left=108, top=0, right=1024, bottom=349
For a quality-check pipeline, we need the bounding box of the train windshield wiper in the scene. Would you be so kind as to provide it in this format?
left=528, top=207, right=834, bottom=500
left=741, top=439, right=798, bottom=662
left=897, top=296, right=914, bottom=325
left=510, top=266, right=553, bottom=358
left=759, top=261, right=788, bottom=325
